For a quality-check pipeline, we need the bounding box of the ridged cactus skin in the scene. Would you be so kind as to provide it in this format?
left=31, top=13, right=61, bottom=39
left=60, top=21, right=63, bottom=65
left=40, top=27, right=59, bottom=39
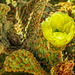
left=4, top=49, right=48, bottom=75
left=51, top=59, right=74, bottom=75
left=14, top=0, right=41, bottom=43
left=0, top=3, right=21, bottom=48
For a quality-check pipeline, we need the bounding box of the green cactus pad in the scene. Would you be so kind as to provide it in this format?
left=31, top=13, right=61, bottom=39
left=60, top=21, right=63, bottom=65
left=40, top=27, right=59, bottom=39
left=4, top=49, right=48, bottom=75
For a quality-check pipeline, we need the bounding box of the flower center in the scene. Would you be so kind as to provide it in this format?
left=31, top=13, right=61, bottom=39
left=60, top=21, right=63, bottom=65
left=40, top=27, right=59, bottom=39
left=54, top=29, right=59, bottom=32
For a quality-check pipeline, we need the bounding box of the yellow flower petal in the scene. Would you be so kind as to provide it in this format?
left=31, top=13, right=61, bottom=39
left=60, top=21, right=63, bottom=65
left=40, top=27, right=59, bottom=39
left=41, top=12, right=75, bottom=47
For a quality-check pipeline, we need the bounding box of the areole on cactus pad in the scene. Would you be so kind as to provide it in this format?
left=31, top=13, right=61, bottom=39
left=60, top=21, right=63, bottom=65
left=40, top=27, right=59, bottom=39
left=41, top=12, right=75, bottom=47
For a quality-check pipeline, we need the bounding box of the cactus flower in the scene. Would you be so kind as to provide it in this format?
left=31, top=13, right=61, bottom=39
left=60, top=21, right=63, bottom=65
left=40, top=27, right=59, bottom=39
left=41, top=12, right=75, bottom=47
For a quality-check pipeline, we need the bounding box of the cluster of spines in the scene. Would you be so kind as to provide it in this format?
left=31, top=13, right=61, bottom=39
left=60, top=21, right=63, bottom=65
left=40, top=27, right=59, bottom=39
left=21, top=0, right=63, bottom=73
left=14, top=0, right=40, bottom=43
left=32, top=33, right=63, bottom=72
left=55, top=1, right=75, bottom=20
left=4, top=49, right=48, bottom=75
left=51, top=59, right=74, bottom=75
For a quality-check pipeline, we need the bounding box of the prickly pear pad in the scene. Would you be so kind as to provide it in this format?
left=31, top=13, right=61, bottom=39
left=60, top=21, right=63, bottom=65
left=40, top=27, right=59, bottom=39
left=4, top=49, right=48, bottom=75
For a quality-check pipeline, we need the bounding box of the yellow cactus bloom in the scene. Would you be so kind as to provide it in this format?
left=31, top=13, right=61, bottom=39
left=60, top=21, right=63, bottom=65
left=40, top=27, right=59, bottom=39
left=41, top=12, right=75, bottom=47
